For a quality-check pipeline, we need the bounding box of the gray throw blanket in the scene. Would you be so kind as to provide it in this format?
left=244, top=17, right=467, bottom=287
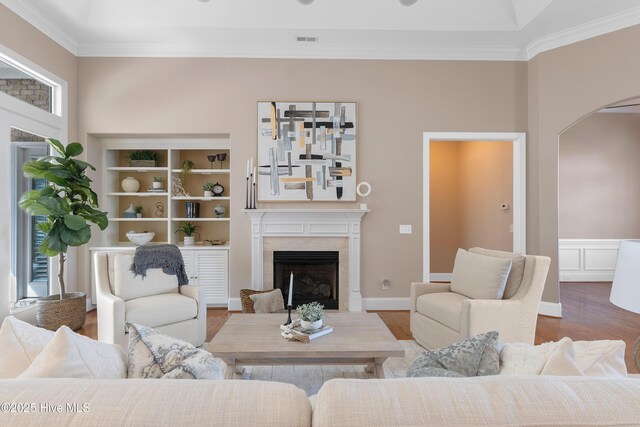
left=130, top=244, right=189, bottom=285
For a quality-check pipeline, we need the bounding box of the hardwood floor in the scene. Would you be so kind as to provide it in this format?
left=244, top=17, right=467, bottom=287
left=81, top=281, right=639, bottom=373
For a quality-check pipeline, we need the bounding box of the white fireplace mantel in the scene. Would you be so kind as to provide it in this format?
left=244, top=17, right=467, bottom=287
left=243, top=209, right=369, bottom=311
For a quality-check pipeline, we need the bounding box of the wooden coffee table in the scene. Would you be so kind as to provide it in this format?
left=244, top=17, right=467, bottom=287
left=208, top=312, right=405, bottom=379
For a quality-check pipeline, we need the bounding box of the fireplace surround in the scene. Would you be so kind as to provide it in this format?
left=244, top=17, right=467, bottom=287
left=244, top=209, right=368, bottom=311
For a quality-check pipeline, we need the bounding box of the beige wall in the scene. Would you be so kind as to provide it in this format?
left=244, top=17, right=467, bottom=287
left=559, top=113, right=640, bottom=239
left=0, top=5, right=78, bottom=320
left=76, top=57, right=527, bottom=301
left=7, top=3, right=640, bottom=309
left=528, top=24, right=640, bottom=304
left=430, top=141, right=513, bottom=272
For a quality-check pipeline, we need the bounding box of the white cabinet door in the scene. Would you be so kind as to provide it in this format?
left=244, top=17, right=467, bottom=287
left=179, top=249, right=228, bottom=305
left=181, top=250, right=196, bottom=283
left=195, top=251, right=228, bottom=305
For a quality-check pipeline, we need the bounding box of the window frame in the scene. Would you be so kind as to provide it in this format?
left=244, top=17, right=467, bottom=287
left=0, top=43, right=68, bottom=314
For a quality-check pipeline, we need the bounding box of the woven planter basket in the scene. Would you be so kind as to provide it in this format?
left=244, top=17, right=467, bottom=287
left=36, top=292, right=86, bottom=331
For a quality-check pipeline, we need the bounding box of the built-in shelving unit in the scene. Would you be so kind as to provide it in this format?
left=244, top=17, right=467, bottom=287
left=91, top=136, right=232, bottom=306
left=98, top=138, right=231, bottom=247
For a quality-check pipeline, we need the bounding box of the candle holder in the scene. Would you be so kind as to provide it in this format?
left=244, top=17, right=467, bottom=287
left=284, top=304, right=292, bottom=326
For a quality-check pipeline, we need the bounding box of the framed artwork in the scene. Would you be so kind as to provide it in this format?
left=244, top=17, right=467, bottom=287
left=257, top=101, right=357, bottom=202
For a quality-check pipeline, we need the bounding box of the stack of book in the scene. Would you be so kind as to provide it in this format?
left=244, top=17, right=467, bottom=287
left=290, top=324, right=333, bottom=340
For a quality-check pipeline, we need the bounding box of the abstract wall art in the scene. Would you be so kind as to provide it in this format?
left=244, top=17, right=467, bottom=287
left=257, top=101, right=357, bottom=202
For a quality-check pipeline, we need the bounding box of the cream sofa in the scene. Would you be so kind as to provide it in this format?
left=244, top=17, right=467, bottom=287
left=1, top=376, right=639, bottom=426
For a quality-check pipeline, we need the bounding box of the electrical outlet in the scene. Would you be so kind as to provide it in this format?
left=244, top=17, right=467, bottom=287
left=382, top=279, right=391, bottom=290
left=399, top=225, right=412, bottom=234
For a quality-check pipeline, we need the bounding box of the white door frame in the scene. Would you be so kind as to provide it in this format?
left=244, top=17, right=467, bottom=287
left=422, top=132, right=526, bottom=282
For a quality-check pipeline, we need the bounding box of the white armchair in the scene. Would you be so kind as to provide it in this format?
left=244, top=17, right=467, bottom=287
left=94, top=251, right=207, bottom=349
left=411, top=248, right=550, bottom=349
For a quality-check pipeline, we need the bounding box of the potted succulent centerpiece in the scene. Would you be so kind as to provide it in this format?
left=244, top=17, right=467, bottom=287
left=296, top=301, right=325, bottom=330
left=19, top=139, right=108, bottom=331
left=127, top=150, right=158, bottom=168
left=134, top=205, right=143, bottom=218
left=175, top=222, right=199, bottom=246
left=202, top=182, right=215, bottom=198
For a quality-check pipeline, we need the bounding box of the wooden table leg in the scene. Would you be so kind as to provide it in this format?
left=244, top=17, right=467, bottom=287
left=222, top=358, right=238, bottom=379
left=371, top=358, right=387, bottom=379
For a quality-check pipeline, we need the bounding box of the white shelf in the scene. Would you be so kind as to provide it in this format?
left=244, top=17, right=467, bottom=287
left=171, top=218, right=230, bottom=222
left=108, top=218, right=168, bottom=222
left=170, top=168, right=230, bottom=174
left=172, top=196, right=230, bottom=201
left=107, top=192, right=169, bottom=197
left=107, top=167, right=168, bottom=172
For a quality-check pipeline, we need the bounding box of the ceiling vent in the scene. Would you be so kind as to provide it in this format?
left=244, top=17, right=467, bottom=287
left=296, top=36, right=318, bottom=43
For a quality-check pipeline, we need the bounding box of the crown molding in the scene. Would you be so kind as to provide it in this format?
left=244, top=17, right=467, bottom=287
left=0, top=0, right=78, bottom=55
left=77, top=42, right=526, bottom=61
left=4, top=0, right=640, bottom=61
left=526, top=5, right=640, bottom=60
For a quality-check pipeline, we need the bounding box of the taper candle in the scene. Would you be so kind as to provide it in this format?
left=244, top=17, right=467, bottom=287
left=288, top=272, right=293, bottom=306
left=246, top=159, right=249, bottom=179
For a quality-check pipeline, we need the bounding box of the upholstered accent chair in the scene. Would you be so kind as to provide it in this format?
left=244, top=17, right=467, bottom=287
left=94, top=252, right=207, bottom=348
left=410, top=248, right=550, bottom=349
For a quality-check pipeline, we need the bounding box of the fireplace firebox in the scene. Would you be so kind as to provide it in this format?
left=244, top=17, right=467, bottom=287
left=273, top=251, right=339, bottom=309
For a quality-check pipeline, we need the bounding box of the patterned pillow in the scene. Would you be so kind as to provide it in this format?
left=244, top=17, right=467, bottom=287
left=407, top=332, right=500, bottom=378
left=127, top=323, right=221, bottom=379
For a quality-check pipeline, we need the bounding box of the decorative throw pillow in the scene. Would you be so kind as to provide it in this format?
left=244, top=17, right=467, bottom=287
left=450, top=249, right=512, bottom=300
left=18, top=326, right=127, bottom=379
left=0, top=316, right=54, bottom=378
left=500, top=338, right=627, bottom=377
left=249, top=289, right=285, bottom=313
left=468, top=247, right=526, bottom=299
left=127, top=323, right=221, bottom=379
left=406, top=331, right=500, bottom=378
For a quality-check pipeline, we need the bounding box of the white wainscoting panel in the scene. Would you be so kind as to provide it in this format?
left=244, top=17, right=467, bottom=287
left=558, top=239, right=620, bottom=282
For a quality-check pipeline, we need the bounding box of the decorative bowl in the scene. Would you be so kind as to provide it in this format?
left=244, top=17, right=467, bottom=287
left=126, top=231, right=155, bottom=246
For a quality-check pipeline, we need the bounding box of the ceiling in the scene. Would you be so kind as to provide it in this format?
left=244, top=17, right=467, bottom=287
left=3, top=0, right=640, bottom=60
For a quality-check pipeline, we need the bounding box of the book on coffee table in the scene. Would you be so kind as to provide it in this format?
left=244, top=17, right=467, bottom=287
left=290, top=325, right=333, bottom=340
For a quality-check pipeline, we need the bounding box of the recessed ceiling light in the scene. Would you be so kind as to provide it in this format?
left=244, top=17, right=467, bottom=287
left=399, top=0, right=418, bottom=6
left=298, top=0, right=314, bottom=5
left=198, top=0, right=210, bottom=2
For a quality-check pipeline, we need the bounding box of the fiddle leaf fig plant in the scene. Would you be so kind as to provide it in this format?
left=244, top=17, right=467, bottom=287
left=18, top=139, right=109, bottom=299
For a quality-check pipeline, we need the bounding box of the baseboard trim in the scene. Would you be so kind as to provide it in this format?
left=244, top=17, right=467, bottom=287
left=539, top=301, right=562, bottom=318
left=362, top=297, right=410, bottom=311
left=430, top=273, right=452, bottom=282
left=227, top=298, right=241, bottom=311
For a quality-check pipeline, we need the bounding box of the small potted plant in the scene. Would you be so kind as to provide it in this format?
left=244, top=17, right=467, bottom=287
left=296, top=301, right=325, bottom=330
left=202, top=182, right=215, bottom=197
left=152, top=176, right=163, bottom=189
left=175, top=222, right=199, bottom=246
left=134, top=206, right=143, bottom=218
left=127, top=150, right=159, bottom=168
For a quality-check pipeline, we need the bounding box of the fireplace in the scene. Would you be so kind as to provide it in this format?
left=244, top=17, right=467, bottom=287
left=273, top=251, right=339, bottom=309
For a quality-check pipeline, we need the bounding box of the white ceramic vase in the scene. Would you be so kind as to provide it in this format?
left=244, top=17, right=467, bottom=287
left=204, top=190, right=213, bottom=198
left=300, top=319, right=322, bottom=331
left=184, top=236, right=195, bottom=246
left=121, top=176, right=140, bottom=193
left=152, top=181, right=162, bottom=189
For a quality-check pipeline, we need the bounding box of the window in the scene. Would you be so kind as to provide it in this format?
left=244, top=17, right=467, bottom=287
left=0, top=43, right=67, bottom=314
left=0, top=58, right=53, bottom=113
left=12, top=132, right=49, bottom=300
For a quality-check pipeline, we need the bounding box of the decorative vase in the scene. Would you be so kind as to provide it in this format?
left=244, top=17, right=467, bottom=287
left=214, top=204, right=226, bottom=218
left=123, top=204, right=137, bottom=218
left=121, top=176, right=140, bottom=193
left=184, top=236, right=195, bottom=246
left=152, top=181, right=162, bottom=189
left=204, top=190, right=213, bottom=198
left=300, top=319, right=323, bottom=331
left=136, top=213, right=142, bottom=218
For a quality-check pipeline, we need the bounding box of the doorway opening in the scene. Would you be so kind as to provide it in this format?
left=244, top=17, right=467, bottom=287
left=423, top=132, right=526, bottom=282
